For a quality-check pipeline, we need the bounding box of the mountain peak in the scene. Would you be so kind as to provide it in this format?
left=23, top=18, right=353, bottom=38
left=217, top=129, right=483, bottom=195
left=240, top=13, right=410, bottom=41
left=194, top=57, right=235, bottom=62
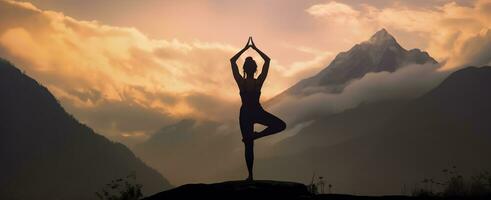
left=375, top=28, right=388, bottom=35
left=368, top=28, right=396, bottom=45
left=265, top=28, right=438, bottom=103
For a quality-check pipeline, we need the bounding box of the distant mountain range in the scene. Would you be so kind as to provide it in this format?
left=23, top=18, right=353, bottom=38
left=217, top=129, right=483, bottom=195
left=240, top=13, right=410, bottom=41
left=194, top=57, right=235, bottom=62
left=267, top=29, right=437, bottom=105
left=134, top=119, right=243, bottom=185
left=255, top=66, right=491, bottom=195
left=0, top=59, right=171, bottom=200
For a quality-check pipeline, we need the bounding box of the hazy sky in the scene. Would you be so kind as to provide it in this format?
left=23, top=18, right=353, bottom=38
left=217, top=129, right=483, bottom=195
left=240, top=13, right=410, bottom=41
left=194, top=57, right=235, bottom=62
left=1, top=0, right=490, bottom=145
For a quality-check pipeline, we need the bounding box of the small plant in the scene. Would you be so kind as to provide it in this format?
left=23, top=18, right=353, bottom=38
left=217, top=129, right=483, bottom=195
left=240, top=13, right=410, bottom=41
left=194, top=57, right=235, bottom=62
left=442, top=166, right=465, bottom=197
left=411, top=187, right=436, bottom=197
left=318, top=176, right=325, bottom=194
left=95, top=172, right=143, bottom=200
left=307, top=173, right=332, bottom=195
left=468, top=171, right=491, bottom=197
left=411, top=180, right=438, bottom=197
left=308, top=173, right=318, bottom=195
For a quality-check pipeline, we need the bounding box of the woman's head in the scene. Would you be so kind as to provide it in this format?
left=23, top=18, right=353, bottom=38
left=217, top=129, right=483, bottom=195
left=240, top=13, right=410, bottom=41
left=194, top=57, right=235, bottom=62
left=243, top=56, right=257, bottom=78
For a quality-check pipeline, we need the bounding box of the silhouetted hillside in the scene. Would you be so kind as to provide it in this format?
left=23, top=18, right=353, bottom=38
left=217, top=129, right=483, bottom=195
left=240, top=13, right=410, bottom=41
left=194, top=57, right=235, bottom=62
left=0, top=59, right=171, bottom=200
left=253, top=66, right=491, bottom=195
left=267, top=29, right=437, bottom=105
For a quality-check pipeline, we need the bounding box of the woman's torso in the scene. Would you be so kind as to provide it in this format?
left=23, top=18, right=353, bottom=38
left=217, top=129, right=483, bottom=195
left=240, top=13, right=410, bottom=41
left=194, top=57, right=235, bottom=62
left=239, top=78, right=261, bottom=108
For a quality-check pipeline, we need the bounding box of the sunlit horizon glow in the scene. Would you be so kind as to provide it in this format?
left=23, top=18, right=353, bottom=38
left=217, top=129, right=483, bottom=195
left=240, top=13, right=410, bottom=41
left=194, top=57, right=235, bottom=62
left=1, top=0, right=490, bottom=145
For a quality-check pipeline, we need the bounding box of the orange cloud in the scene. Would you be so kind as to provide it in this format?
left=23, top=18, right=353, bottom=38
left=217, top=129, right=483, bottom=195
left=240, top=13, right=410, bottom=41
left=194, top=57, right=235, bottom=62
left=307, top=1, right=360, bottom=18
left=0, top=1, right=238, bottom=141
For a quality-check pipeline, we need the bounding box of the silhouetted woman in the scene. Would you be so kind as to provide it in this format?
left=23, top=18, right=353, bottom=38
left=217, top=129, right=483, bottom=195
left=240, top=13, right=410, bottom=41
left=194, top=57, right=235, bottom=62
left=230, top=37, right=286, bottom=181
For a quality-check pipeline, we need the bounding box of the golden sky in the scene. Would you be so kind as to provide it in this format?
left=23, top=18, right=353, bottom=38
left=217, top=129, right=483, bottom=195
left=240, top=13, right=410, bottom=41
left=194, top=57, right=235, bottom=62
left=1, top=0, right=490, bottom=145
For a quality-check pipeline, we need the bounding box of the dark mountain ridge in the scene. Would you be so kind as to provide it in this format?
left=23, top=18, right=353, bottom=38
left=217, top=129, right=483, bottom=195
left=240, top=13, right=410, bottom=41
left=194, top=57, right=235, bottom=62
left=0, top=59, right=171, bottom=200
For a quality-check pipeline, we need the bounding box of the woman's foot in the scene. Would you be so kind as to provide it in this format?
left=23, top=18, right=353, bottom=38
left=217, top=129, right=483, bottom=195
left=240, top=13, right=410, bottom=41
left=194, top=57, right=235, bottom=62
left=252, top=131, right=260, bottom=140
left=245, top=175, right=253, bottom=182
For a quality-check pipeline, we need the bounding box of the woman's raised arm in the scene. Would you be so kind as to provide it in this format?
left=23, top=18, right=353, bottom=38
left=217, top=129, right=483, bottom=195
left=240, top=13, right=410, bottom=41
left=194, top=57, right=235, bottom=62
left=230, top=39, right=250, bottom=85
left=250, top=38, right=270, bottom=86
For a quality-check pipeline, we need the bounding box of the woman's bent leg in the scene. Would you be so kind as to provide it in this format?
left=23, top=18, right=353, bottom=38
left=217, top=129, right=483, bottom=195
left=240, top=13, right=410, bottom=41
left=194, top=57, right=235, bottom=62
left=253, top=109, right=286, bottom=140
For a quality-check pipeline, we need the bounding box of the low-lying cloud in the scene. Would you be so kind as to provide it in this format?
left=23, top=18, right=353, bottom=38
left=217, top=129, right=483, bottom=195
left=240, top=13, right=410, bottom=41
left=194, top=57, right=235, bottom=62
left=270, top=63, right=449, bottom=124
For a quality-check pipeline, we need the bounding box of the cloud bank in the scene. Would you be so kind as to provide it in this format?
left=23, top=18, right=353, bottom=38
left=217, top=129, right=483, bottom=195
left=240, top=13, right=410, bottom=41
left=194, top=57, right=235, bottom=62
left=270, top=63, right=449, bottom=124
left=0, top=1, right=241, bottom=141
left=0, top=1, right=336, bottom=143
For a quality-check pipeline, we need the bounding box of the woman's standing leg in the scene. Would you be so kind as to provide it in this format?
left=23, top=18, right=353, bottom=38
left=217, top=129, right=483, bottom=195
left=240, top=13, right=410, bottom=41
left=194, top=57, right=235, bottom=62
left=253, top=108, right=286, bottom=140
left=239, top=108, right=254, bottom=180
left=243, top=139, right=253, bottom=180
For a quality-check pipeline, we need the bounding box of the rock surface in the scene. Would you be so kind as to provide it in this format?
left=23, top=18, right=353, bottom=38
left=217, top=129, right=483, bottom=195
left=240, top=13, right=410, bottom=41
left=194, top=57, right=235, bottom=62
left=144, top=180, right=311, bottom=200
left=144, top=180, right=446, bottom=199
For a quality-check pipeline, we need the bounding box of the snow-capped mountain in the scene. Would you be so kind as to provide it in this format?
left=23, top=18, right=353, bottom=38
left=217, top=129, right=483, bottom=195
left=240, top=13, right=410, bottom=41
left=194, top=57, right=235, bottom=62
left=268, top=29, right=437, bottom=104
